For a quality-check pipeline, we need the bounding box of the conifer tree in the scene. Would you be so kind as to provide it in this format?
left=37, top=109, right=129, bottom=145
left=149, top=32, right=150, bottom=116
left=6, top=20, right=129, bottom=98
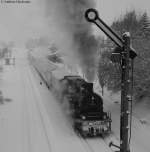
left=98, top=10, right=150, bottom=100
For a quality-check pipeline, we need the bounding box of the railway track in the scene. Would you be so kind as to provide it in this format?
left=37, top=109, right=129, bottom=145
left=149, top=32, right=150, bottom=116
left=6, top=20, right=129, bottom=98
left=77, top=132, right=113, bottom=152
left=29, top=56, right=114, bottom=152
left=20, top=65, right=52, bottom=152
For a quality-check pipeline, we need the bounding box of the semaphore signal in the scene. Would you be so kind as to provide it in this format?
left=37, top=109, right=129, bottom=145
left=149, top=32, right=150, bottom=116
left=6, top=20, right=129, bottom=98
left=85, top=8, right=137, bottom=152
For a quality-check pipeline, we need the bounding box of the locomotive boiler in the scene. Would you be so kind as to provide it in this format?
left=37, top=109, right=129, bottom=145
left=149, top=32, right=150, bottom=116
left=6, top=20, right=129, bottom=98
left=59, top=76, right=112, bottom=137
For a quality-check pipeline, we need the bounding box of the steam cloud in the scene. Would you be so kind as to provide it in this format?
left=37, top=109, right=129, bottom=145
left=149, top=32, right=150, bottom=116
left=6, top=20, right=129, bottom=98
left=44, top=0, right=98, bottom=82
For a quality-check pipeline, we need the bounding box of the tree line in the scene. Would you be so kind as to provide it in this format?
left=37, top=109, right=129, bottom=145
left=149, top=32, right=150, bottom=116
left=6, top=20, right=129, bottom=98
left=97, top=10, right=150, bottom=101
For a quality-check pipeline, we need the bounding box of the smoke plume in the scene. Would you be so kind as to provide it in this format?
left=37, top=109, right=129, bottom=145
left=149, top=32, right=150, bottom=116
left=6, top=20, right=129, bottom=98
left=44, top=0, right=98, bottom=82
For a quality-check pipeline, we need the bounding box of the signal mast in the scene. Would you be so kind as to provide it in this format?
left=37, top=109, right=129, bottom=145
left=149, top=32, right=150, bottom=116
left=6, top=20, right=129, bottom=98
left=85, top=8, right=137, bottom=152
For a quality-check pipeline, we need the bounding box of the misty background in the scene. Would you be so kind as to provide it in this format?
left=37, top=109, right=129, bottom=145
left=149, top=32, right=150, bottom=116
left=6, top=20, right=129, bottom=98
left=1, top=0, right=150, bottom=82
left=0, top=0, right=150, bottom=45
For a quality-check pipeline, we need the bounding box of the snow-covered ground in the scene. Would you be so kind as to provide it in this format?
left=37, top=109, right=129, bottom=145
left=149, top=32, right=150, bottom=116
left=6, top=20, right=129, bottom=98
left=102, top=89, right=150, bottom=152
left=29, top=48, right=150, bottom=152
left=1, top=48, right=150, bottom=152
left=0, top=48, right=113, bottom=152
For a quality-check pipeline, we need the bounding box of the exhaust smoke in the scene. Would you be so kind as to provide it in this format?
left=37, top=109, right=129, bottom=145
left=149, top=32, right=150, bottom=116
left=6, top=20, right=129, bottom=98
left=44, top=0, right=98, bottom=82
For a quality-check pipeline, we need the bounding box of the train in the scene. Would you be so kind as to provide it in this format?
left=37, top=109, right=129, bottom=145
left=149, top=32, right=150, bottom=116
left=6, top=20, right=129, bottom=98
left=28, top=50, right=112, bottom=137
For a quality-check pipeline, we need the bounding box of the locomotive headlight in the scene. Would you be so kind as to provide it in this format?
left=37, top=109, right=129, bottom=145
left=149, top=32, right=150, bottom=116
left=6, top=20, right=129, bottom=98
left=81, top=115, right=86, bottom=120
left=89, top=122, right=93, bottom=126
left=103, top=126, right=107, bottom=131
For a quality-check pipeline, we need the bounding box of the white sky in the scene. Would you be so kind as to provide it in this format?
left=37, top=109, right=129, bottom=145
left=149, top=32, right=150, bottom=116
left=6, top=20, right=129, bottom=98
left=0, top=0, right=48, bottom=46
left=0, top=0, right=150, bottom=46
left=96, top=0, right=150, bottom=24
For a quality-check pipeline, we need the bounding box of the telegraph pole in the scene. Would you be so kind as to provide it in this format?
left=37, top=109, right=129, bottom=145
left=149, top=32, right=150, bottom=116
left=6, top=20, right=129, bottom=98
left=85, top=8, right=137, bottom=152
left=120, top=33, right=131, bottom=152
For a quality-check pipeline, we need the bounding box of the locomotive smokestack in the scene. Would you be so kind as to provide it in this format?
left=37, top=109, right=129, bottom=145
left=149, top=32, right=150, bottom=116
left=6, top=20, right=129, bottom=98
left=87, top=83, right=94, bottom=92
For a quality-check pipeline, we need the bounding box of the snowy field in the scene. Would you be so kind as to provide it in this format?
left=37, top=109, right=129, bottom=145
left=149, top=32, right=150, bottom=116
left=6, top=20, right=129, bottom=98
left=0, top=49, right=112, bottom=152
left=30, top=48, right=150, bottom=152
left=0, top=48, right=150, bottom=152
left=102, top=89, right=150, bottom=152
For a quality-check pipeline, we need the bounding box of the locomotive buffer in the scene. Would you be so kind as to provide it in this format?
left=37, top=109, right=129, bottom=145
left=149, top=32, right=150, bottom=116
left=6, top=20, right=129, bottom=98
left=85, top=8, right=137, bottom=152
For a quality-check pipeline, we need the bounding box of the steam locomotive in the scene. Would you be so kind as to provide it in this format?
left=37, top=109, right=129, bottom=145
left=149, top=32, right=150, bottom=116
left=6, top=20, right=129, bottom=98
left=59, top=76, right=111, bottom=137
left=28, top=51, right=112, bottom=137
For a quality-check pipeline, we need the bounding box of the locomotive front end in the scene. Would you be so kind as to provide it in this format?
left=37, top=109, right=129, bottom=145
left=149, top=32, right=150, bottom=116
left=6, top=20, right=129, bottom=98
left=74, top=112, right=111, bottom=137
